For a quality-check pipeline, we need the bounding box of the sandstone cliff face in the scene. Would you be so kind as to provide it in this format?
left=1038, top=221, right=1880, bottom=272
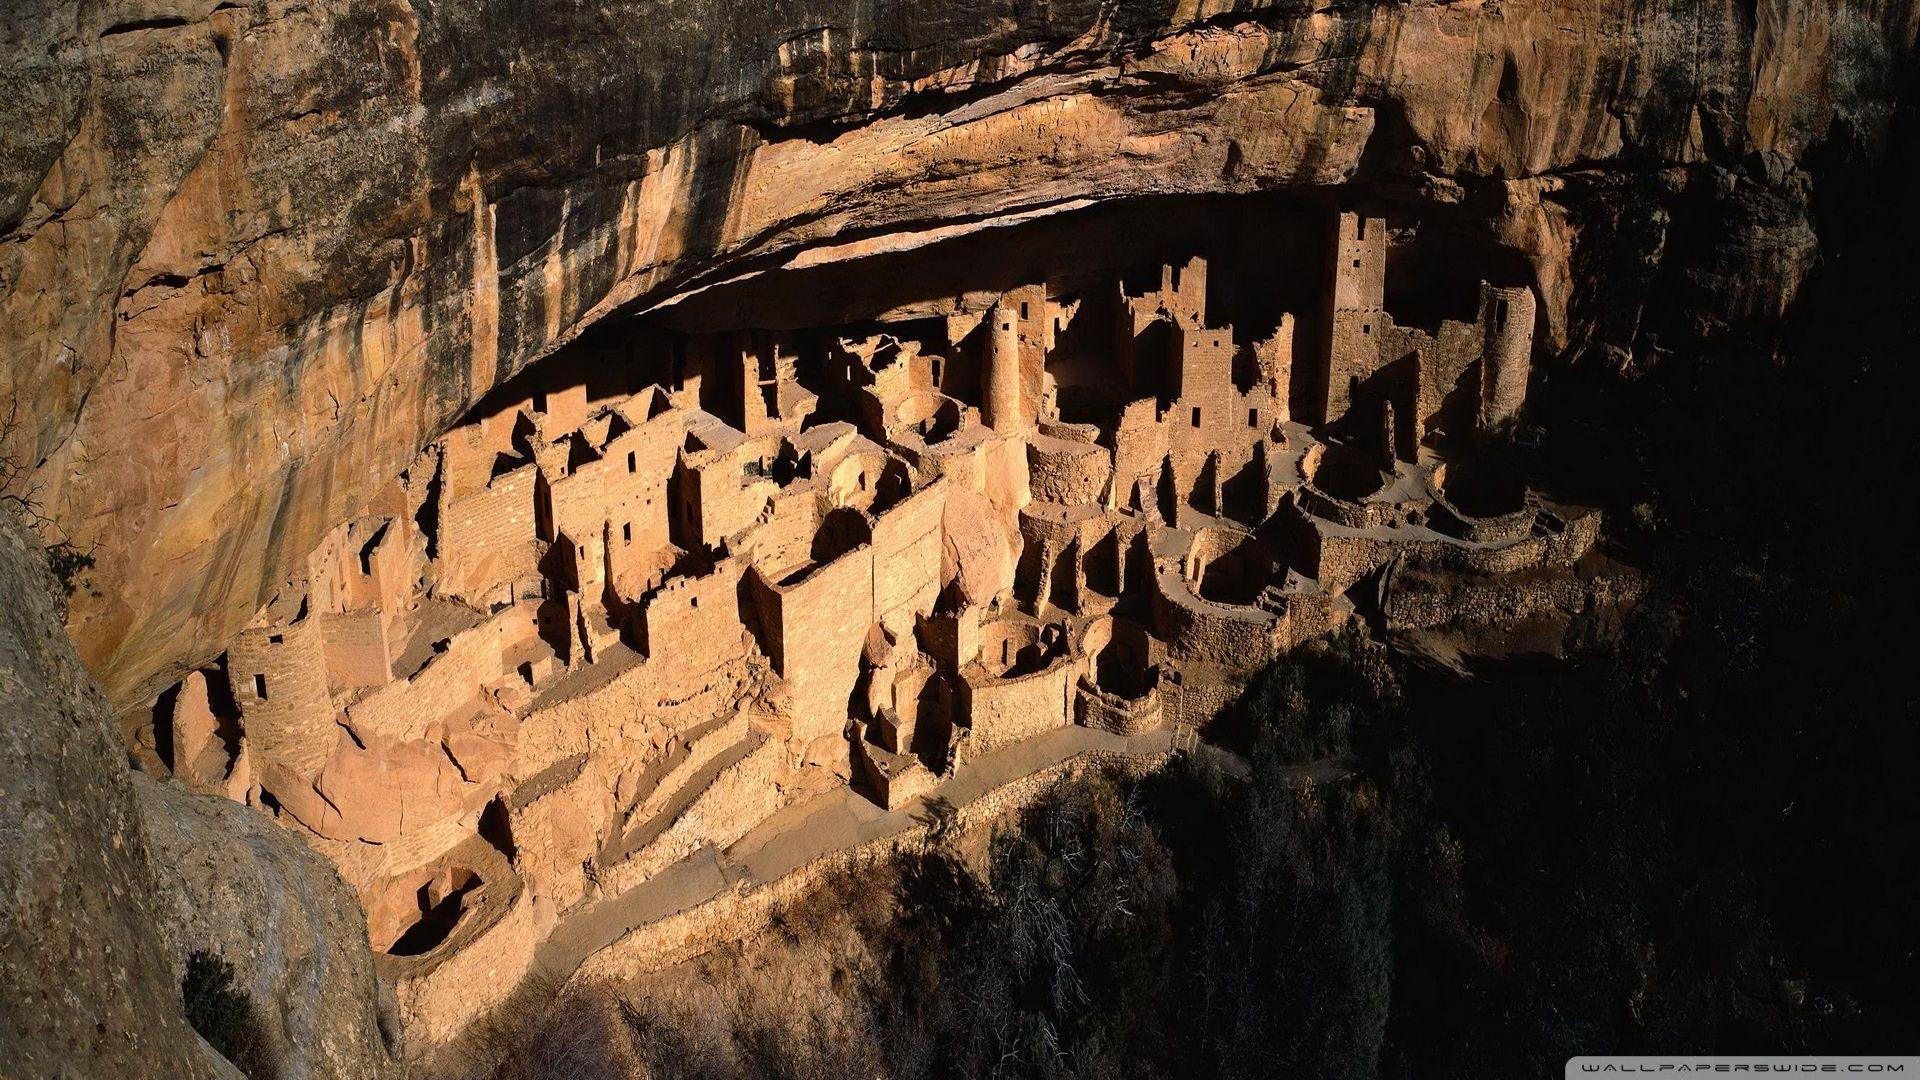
left=0, top=0, right=1913, bottom=709
left=0, top=508, right=398, bottom=1078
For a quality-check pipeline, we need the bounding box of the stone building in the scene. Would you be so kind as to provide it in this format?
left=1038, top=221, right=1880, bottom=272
left=142, top=207, right=1600, bottom=1034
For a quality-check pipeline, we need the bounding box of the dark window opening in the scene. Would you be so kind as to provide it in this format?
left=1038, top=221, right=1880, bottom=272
left=532, top=392, right=547, bottom=414
left=1248, top=409, right=1259, bottom=427
left=268, top=634, right=283, bottom=644
left=1191, top=407, right=1202, bottom=427
left=252, top=673, right=267, bottom=700
left=1019, top=302, right=1029, bottom=320
left=690, top=596, right=699, bottom=609
left=622, top=523, right=632, bottom=544
left=627, top=451, right=636, bottom=473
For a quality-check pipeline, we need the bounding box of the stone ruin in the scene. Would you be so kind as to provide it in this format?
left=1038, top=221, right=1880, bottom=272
left=137, top=207, right=1608, bottom=1044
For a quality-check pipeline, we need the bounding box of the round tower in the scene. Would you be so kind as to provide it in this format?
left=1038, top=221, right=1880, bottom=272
left=983, top=297, right=1024, bottom=433
left=1477, top=283, right=1535, bottom=436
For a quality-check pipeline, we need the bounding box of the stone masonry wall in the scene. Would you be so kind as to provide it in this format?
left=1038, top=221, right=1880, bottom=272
left=439, top=466, right=541, bottom=602
left=871, top=482, right=948, bottom=638
left=960, top=658, right=1077, bottom=758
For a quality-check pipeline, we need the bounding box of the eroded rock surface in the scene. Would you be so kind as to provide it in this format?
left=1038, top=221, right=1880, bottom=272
left=0, top=506, right=213, bottom=1076
left=0, top=0, right=1912, bottom=710
left=0, top=507, right=397, bottom=1078
left=136, top=772, right=403, bottom=1078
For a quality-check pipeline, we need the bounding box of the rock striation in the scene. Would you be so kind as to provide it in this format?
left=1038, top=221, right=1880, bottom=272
left=0, top=0, right=1913, bottom=712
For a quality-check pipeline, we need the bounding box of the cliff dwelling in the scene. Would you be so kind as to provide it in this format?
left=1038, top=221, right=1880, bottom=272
left=4, top=0, right=1917, bottom=1071
left=132, top=193, right=1618, bottom=1045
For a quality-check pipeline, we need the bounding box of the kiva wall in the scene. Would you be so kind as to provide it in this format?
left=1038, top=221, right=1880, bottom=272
left=958, top=657, right=1077, bottom=758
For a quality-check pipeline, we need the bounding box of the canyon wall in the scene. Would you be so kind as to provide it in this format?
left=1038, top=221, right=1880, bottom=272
left=1, top=0, right=1914, bottom=709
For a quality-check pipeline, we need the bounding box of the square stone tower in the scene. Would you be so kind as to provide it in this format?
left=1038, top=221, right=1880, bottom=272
left=1320, top=210, right=1387, bottom=424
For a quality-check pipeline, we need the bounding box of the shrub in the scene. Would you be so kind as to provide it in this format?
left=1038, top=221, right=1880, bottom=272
left=181, top=950, right=274, bottom=1079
